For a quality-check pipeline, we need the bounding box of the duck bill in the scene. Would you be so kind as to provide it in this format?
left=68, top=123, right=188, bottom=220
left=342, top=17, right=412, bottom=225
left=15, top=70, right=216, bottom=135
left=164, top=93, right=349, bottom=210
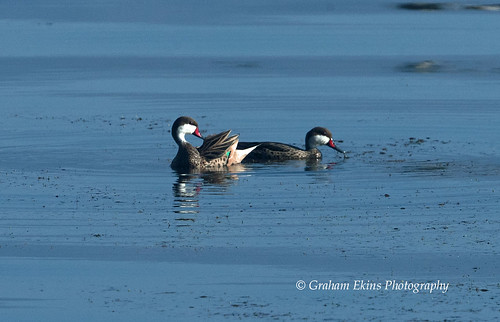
left=328, top=139, right=345, bottom=154
left=193, top=128, right=203, bottom=138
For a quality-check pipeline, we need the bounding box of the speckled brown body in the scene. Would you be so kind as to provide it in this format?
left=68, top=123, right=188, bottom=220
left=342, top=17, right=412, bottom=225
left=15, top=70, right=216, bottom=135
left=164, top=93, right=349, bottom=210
left=237, top=142, right=322, bottom=162
left=171, top=141, right=232, bottom=171
left=171, top=143, right=202, bottom=170
left=171, top=131, right=236, bottom=172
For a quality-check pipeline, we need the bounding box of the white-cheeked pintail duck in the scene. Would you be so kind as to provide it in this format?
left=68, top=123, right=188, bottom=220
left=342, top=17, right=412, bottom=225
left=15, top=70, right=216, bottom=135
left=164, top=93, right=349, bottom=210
left=171, top=116, right=257, bottom=171
left=237, top=127, right=345, bottom=162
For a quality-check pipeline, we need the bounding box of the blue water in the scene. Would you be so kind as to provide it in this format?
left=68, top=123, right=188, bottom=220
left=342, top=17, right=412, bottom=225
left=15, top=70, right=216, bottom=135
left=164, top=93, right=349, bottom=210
left=1, top=1, right=499, bottom=320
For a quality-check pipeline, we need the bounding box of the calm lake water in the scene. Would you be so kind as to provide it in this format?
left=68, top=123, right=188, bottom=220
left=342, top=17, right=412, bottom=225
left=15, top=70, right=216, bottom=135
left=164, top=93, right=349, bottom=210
left=1, top=0, right=499, bottom=320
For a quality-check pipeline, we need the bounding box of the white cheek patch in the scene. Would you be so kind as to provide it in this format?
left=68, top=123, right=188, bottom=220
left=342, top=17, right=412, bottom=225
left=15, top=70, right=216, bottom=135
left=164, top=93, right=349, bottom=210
left=177, top=124, right=197, bottom=142
left=309, top=135, right=330, bottom=147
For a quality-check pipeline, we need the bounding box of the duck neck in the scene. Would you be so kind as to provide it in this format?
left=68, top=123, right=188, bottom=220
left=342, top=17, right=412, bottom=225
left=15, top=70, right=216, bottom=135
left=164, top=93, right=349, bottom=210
left=305, top=141, right=315, bottom=151
left=173, top=129, right=188, bottom=145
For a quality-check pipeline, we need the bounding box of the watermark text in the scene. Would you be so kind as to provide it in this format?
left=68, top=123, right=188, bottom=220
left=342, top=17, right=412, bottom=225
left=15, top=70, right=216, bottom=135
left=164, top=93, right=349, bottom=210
left=296, top=279, right=449, bottom=294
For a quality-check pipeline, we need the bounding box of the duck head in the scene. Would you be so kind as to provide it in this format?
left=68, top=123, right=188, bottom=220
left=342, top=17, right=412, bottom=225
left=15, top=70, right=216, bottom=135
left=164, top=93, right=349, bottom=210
left=172, top=116, right=203, bottom=144
left=306, top=127, right=345, bottom=154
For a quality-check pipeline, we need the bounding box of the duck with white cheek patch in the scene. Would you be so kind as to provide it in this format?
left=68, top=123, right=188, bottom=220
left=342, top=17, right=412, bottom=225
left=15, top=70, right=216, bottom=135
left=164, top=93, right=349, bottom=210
left=170, top=116, right=258, bottom=171
left=237, top=127, right=346, bottom=162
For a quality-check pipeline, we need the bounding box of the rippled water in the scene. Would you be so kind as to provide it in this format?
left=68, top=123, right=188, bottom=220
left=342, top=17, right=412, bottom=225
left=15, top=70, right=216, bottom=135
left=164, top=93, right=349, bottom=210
left=1, top=0, right=499, bottom=320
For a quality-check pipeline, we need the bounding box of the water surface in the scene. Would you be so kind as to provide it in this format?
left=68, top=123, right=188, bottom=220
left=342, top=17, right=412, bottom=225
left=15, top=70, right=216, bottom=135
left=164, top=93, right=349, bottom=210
left=1, top=0, right=499, bottom=320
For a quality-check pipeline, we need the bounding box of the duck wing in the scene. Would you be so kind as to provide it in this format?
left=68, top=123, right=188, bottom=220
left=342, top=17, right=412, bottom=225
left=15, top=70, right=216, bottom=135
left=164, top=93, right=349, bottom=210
left=197, top=130, right=239, bottom=161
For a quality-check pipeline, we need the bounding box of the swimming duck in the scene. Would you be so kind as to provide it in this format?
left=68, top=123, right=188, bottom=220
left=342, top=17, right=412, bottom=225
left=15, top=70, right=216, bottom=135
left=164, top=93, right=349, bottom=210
left=170, top=116, right=257, bottom=171
left=237, top=127, right=345, bottom=162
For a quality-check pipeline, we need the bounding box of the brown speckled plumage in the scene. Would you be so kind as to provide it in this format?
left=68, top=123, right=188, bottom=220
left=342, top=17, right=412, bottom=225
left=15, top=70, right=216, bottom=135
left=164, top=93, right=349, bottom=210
left=170, top=116, right=247, bottom=171
left=238, top=127, right=345, bottom=162
left=237, top=142, right=322, bottom=161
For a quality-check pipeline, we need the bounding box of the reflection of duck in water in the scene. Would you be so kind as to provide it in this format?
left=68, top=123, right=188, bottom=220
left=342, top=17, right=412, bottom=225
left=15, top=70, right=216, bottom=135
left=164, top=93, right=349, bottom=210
left=172, top=174, right=200, bottom=214
left=170, top=116, right=257, bottom=171
left=172, top=168, right=247, bottom=214
left=237, top=127, right=346, bottom=162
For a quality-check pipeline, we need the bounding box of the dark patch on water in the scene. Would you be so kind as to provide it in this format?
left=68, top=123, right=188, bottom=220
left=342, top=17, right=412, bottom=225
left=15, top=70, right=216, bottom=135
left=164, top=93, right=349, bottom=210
left=398, top=2, right=448, bottom=11
left=398, top=2, right=500, bottom=12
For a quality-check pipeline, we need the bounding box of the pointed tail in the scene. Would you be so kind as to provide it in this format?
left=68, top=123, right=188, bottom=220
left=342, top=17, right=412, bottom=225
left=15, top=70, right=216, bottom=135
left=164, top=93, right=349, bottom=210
left=227, top=142, right=259, bottom=166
